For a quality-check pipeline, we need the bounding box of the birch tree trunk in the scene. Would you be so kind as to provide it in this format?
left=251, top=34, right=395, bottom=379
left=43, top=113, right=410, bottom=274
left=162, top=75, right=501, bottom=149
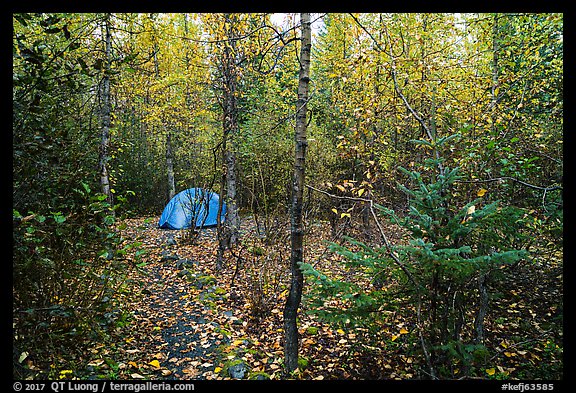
left=283, top=12, right=311, bottom=374
left=223, top=14, right=240, bottom=246
left=98, top=13, right=114, bottom=211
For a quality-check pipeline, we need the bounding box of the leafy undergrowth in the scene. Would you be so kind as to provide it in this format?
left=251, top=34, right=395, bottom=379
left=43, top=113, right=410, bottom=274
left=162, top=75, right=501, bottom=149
left=15, top=216, right=562, bottom=380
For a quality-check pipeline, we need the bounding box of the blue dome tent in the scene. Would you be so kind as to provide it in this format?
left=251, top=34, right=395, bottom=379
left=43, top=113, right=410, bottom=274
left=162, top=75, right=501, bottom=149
left=158, top=188, right=226, bottom=230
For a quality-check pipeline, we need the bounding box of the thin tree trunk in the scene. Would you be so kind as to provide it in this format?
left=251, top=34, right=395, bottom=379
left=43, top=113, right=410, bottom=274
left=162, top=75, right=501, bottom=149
left=215, top=14, right=242, bottom=269
left=166, top=130, right=175, bottom=201
left=98, top=13, right=113, bottom=211
left=216, top=159, right=226, bottom=270
left=224, top=147, right=239, bottom=244
left=283, top=12, right=311, bottom=374
left=148, top=22, right=176, bottom=204
left=491, top=14, right=500, bottom=126
left=219, top=14, right=240, bottom=254
left=474, top=272, right=490, bottom=344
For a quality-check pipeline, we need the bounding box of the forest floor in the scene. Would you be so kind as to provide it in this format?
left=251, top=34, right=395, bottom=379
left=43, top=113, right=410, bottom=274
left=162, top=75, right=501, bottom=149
left=17, top=215, right=561, bottom=381
left=66, top=215, right=562, bottom=381
left=85, top=216, right=339, bottom=380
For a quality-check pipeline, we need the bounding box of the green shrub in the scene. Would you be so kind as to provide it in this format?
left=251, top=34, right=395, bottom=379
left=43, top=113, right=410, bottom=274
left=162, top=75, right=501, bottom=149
left=302, top=142, right=529, bottom=378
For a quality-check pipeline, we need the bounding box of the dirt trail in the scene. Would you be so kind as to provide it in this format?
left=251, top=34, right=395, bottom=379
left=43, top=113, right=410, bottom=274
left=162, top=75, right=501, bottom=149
left=113, top=219, right=233, bottom=380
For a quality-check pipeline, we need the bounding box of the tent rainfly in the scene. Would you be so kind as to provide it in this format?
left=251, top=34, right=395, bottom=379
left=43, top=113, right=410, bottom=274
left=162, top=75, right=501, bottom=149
left=158, top=188, right=226, bottom=230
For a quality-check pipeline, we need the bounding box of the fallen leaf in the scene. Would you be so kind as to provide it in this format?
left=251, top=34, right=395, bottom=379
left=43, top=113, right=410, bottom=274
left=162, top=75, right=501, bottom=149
left=477, top=188, right=488, bottom=197
left=182, top=368, right=198, bottom=376
left=149, top=360, right=160, bottom=368
left=87, top=359, right=105, bottom=367
left=399, top=327, right=409, bottom=335
left=486, top=368, right=496, bottom=376
left=131, top=373, right=146, bottom=379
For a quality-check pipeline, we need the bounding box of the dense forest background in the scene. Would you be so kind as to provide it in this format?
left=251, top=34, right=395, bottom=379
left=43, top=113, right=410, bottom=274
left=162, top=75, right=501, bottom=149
left=13, top=13, right=563, bottom=381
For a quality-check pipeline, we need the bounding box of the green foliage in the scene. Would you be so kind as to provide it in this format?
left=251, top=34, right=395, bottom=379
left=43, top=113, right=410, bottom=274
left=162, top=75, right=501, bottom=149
left=13, top=181, right=140, bottom=378
left=301, top=249, right=389, bottom=330
left=388, top=162, right=529, bottom=271
left=303, top=150, right=529, bottom=377
left=437, top=340, right=490, bottom=372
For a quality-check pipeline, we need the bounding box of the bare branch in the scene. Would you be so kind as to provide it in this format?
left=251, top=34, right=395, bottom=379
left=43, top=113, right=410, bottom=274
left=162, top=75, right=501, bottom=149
left=457, top=177, right=562, bottom=192
left=305, top=184, right=417, bottom=286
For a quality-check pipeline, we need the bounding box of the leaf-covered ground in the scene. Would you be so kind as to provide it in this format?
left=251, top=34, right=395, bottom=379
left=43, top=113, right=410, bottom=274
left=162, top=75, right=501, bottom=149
left=32, top=215, right=561, bottom=380
left=77, top=216, right=411, bottom=380
left=78, top=217, right=288, bottom=380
